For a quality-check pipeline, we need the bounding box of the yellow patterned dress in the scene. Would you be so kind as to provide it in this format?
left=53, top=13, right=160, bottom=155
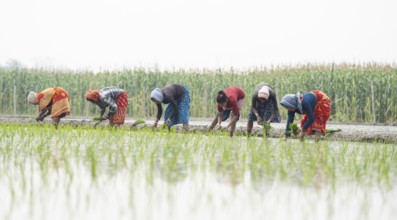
left=37, top=87, right=70, bottom=119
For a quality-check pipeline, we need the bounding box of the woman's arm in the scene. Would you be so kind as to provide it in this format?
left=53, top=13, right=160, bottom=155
left=152, top=103, right=163, bottom=128
left=217, top=111, right=223, bottom=126
left=104, top=99, right=118, bottom=118
left=301, top=101, right=315, bottom=130
left=167, top=99, right=178, bottom=120
left=209, top=113, right=218, bottom=129
left=285, top=111, right=295, bottom=136
left=228, top=114, right=239, bottom=127
left=268, top=94, right=279, bottom=122
left=36, top=106, right=51, bottom=121
left=99, top=107, right=106, bottom=118
left=155, top=103, right=163, bottom=122
left=251, top=95, right=262, bottom=121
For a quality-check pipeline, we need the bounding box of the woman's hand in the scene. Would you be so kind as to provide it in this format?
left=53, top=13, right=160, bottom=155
left=268, top=114, right=275, bottom=123
left=257, top=116, right=265, bottom=125
left=256, top=114, right=263, bottom=124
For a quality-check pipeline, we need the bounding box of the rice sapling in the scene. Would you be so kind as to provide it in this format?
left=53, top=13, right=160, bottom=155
left=289, top=122, right=301, bottom=136
left=260, top=121, right=271, bottom=137
left=326, top=128, right=342, bottom=136
left=289, top=122, right=341, bottom=141
left=93, top=116, right=102, bottom=121
left=131, top=119, right=146, bottom=128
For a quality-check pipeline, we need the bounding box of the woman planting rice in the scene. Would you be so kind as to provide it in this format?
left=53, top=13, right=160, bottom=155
left=27, top=87, right=70, bottom=128
left=85, top=87, right=128, bottom=126
left=247, top=83, right=281, bottom=136
left=280, top=90, right=331, bottom=139
left=150, top=83, right=190, bottom=131
left=209, top=86, right=245, bottom=137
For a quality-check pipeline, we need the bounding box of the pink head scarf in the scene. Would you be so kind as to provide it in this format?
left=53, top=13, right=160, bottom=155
left=258, top=86, right=270, bottom=100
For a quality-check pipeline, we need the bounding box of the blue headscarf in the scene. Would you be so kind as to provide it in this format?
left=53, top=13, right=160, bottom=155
left=151, top=88, right=164, bottom=102
left=280, top=93, right=303, bottom=113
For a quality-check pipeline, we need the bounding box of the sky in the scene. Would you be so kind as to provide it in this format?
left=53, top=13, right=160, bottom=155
left=0, top=0, right=396, bottom=71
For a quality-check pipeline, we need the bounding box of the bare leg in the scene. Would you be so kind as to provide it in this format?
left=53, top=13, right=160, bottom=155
left=229, top=121, right=236, bottom=137
left=53, top=117, right=60, bottom=129
left=247, top=120, right=253, bottom=137
left=229, top=114, right=239, bottom=137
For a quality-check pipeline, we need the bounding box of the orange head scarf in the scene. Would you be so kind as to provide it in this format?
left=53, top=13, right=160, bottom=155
left=85, top=90, right=100, bottom=102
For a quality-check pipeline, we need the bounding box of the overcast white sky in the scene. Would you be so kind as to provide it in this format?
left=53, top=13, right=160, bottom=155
left=0, top=0, right=396, bottom=71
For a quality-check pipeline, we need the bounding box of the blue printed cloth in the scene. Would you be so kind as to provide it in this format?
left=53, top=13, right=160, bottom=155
left=164, top=86, right=190, bottom=126
left=249, top=100, right=281, bottom=122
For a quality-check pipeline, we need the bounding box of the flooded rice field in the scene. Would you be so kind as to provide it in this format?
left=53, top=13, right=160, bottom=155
left=1, top=120, right=396, bottom=220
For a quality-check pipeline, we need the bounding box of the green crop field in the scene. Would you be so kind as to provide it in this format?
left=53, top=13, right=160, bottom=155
left=1, top=63, right=396, bottom=124
left=1, top=124, right=396, bottom=219
left=1, top=63, right=397, bottom=219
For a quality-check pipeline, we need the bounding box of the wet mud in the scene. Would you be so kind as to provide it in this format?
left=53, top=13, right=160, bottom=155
left=1, top=117, right=396, bottom=144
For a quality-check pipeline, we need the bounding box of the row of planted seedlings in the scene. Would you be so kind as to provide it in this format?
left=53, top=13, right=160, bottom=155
left=1, top=123, right=396, bottom=199
left=1, top=63, right=396, bottom=123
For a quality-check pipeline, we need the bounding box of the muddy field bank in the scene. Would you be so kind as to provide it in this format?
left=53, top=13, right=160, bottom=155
left=1, top=117, right=397, bottom=144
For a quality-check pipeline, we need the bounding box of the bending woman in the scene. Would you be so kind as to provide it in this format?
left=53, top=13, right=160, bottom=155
left=280, top=90, right=331, bottom=139
left=150, top=83, right=190, bottom=130
left=209, top=86, right=245, bottom=137
left=27, top=87, right=70, bottom=128
left=85, top=86, right=128, bottom=126
left=247, top=83, right=281, bottom=136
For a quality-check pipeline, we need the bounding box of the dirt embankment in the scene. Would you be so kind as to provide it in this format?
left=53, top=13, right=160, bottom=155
left=1, top=117, right=397, bottom=144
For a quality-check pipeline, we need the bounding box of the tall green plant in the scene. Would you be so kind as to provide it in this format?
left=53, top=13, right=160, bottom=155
left=0, top=63, right=396, bottom=124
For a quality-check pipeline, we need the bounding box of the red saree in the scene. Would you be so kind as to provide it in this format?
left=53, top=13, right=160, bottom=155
left=300, top=90, right=331, bottom=136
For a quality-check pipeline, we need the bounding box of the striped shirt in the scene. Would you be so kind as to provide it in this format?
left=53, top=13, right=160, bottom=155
left=98, top=87, right=124, bottom=116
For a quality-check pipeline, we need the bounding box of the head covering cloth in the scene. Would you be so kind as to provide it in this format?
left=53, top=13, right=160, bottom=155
left=258, top=86, right=270, bottom=100
left=85, top=90, right=100, bottom=102
left=27, top=91, right=38, bottom=104
left=150, top=88, right=164, bottom=102
left=280, top=93, right=303, bottom=113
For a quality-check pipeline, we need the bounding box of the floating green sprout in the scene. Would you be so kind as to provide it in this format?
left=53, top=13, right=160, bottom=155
left=93, top=116, right=102, bottom=121
left=131, top=119, right=146, bottom=128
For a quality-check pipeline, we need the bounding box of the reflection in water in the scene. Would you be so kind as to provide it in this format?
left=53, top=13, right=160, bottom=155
left=1, top=125, right=397, bottom=220
left=154, top=154, right=188, bottom=183
left=2, top=164, right=397, bottom=220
